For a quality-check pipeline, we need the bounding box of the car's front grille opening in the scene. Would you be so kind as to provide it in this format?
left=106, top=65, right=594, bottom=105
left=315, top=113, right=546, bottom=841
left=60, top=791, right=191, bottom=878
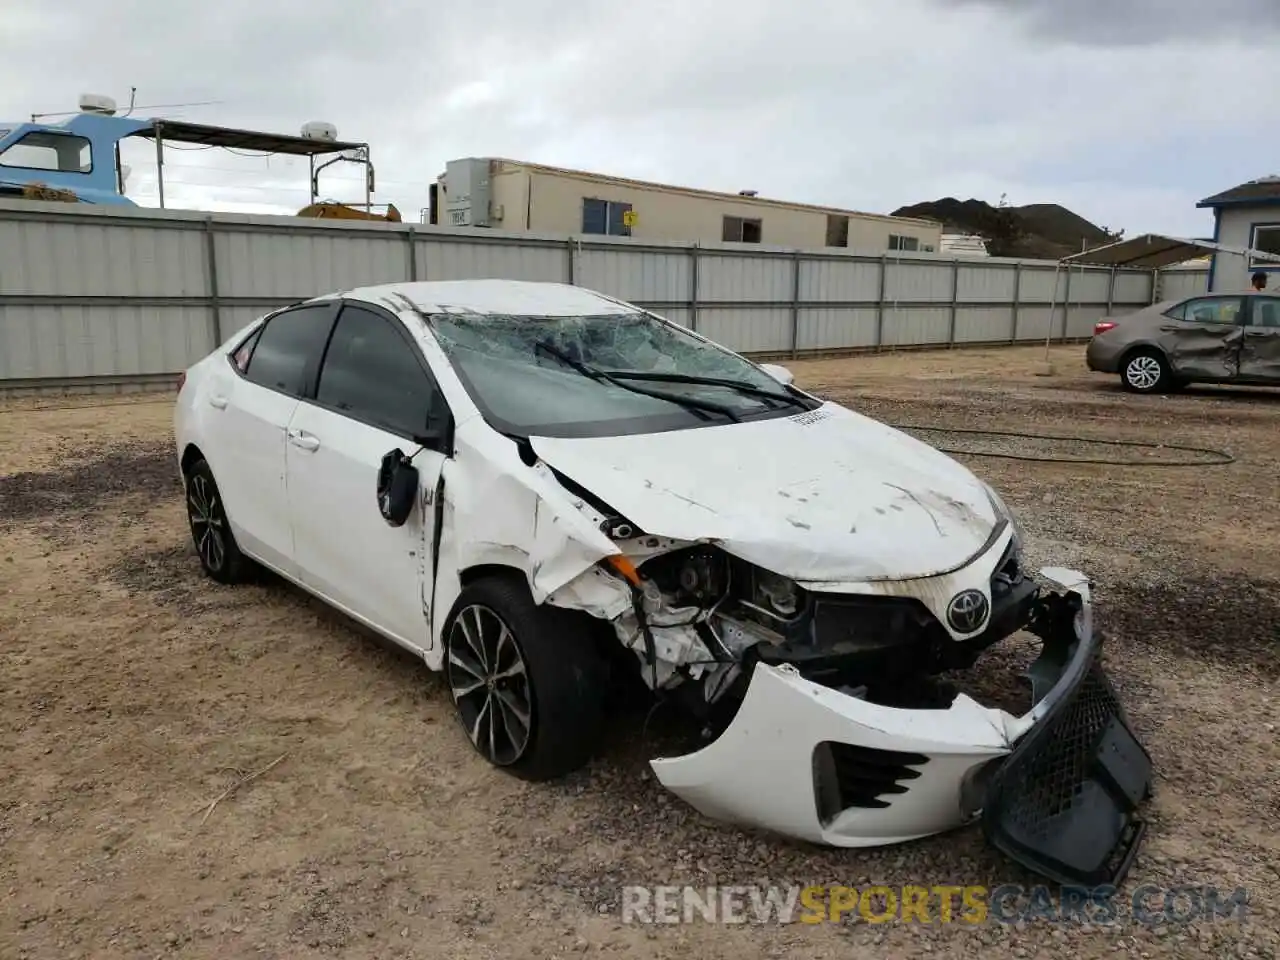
left=810, top=596, right=938, bottom=653
left=813, top=741, right=930, bottom=823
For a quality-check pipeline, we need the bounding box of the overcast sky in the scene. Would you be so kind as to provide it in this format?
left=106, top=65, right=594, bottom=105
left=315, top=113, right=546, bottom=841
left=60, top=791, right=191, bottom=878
left=3, top=0, right=1275, bottom=237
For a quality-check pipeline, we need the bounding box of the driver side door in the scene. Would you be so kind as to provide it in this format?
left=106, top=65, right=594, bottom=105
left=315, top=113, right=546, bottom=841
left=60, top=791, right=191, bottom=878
left=1157, top=295, right=1245, bottom=381
left=285, top=301, right=452, bottom=653
left=1237, top=296, right=1280, bottom=383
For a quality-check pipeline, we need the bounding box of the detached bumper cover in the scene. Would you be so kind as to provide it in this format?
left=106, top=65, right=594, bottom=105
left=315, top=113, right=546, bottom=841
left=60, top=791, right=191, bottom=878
left=980, top=633, right=1152, bottom=886
left=649, top=567, right=1153, bottom=886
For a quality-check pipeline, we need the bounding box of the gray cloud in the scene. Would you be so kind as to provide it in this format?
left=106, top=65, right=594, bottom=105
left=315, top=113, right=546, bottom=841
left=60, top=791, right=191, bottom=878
left=2, top=0, right=1275, bottom=236
left=934, top=0, right=1280, bottom=45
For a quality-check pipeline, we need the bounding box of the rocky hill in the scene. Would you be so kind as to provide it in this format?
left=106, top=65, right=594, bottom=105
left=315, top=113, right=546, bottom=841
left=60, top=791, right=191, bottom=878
left=891, top=198, right=1120, bottom=259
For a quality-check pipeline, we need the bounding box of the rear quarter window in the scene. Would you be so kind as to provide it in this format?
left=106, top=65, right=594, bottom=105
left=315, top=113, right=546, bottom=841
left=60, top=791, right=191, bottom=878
left=231, top=326, right=263, bottom=374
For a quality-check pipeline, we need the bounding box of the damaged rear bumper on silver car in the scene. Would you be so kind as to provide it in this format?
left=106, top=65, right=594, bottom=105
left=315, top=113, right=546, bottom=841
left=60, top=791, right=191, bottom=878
left=648, top=567, right=1154, bottom=887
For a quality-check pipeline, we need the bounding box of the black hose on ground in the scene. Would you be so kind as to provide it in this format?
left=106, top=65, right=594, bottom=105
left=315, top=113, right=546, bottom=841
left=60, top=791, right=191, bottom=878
left=888, top=423, right=1236, bottom=467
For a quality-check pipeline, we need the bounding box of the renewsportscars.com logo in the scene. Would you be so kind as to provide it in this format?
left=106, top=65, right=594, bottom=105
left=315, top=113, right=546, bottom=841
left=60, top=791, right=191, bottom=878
left=620, top=884, right=1250, bottom=926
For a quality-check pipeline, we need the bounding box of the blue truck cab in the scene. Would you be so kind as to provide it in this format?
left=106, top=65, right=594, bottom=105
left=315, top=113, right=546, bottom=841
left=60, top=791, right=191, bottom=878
left=1, top=96, right=381, bottom=213
left=0, top=111, right=152, bottom=205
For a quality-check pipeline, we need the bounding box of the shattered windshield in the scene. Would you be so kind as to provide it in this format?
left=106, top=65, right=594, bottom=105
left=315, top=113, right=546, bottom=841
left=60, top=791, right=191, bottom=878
left=428, top=310, right=801, bottom=438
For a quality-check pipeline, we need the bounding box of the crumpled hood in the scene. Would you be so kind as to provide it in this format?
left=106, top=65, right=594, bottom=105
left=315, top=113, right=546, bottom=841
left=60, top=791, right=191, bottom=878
left=529, top=402, right=1001, bottom=583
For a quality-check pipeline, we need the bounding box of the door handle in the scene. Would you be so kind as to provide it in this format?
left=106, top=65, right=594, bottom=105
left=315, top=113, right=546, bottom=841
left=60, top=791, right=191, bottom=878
left=288, top=429, right=320, bottom=452
left=208, top=394, right=228, bottom=409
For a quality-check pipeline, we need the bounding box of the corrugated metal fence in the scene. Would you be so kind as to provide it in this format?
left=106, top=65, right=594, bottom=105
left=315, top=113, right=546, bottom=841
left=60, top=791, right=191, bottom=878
left=0, top=198, right=1209, bottom=393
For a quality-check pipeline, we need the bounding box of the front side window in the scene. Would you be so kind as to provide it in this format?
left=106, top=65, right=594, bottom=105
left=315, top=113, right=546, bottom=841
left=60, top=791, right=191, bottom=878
left=242, top=304, right=335, bottom=396
left=0, top=131, right=92, bottom=173
left=1251, top=297, right=1280, bottom=328
left=1182, top=296, right=1242, bottom=326
left=315, top=305, right=442, bottom=438
left=427, top=310, right=805, bottom=439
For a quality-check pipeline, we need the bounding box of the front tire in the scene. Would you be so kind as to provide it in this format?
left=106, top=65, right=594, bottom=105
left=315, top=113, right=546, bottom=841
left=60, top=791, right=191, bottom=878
left=184, top=459, right=249, bottom=584
left=443, top=575, right=608, bottom=782
left=1121, top=349, right=1170, bottom=394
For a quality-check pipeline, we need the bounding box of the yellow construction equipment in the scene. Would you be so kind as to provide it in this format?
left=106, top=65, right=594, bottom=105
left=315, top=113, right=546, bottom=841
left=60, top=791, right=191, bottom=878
left=21, top=182, right=81, bottom=203
left=297, top=201, right=401, bottom=222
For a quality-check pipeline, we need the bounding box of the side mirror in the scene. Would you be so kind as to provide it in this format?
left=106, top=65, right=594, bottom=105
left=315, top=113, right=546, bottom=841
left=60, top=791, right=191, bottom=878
left=377, top=448, right=419, bottom=527
left=413, top=402, right=453, bottom=455
left=759, top=362, right=795, bottom=386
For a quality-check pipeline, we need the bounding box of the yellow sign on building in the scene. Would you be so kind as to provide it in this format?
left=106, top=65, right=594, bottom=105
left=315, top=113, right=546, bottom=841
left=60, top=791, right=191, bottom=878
left=622, top=209, right=638, bottom=227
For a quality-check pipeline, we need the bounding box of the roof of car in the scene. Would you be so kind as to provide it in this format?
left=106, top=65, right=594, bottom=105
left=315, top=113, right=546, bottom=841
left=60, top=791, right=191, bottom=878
left=326, top=279, right=639, bottom=318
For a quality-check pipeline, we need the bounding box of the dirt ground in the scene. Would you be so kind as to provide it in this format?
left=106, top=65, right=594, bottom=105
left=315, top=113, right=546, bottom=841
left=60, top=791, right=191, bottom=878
left=2, top=345, right=1278, bottom=960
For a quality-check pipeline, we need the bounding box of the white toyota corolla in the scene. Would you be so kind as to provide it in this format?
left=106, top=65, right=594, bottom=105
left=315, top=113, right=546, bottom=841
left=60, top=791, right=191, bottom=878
left=173, top=279, right=1152, bottom=886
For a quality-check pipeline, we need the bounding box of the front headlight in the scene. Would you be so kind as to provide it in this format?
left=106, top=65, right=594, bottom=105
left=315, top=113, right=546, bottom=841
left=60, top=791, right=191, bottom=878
left=983, top=482, right=1024, bottom=554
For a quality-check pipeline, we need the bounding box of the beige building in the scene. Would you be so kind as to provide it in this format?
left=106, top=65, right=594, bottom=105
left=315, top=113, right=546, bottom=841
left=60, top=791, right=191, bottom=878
left=429, top=157, right=942, bottom=254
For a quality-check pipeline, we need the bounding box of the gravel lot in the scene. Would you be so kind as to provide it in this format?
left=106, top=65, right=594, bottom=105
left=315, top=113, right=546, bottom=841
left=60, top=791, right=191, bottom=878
left=2, top=345, right=1277, bottom=959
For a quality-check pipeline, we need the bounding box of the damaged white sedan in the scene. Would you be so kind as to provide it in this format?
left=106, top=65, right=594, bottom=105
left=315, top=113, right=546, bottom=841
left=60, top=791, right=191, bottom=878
left=173, top=279, right=1153, bottom=886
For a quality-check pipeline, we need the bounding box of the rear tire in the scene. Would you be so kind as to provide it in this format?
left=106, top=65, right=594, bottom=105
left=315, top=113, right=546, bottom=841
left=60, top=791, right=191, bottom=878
left=184, top=459, right=249, bottom=584
left=443, top=574, right=608, bottom=782
left=1121, top=349, right=1170, bottom=394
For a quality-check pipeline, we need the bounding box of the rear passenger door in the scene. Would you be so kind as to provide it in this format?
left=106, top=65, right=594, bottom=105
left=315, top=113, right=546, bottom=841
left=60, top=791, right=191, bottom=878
left=1157, top=295, right=1245, bottom=381
left=285, top=302, right=452, bottom=652
left=1237, top=296, right=1280, bottom=382
left=209, top=301, right=338, bottom=577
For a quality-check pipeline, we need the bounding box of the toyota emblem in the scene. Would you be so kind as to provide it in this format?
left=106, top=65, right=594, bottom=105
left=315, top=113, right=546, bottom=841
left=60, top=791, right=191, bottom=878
left=946, top=589, right=990, bottom=634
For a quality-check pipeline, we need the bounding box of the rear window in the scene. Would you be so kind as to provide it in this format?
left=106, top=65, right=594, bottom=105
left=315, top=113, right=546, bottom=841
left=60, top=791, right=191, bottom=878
left=241, top=305, right=334, bottom=396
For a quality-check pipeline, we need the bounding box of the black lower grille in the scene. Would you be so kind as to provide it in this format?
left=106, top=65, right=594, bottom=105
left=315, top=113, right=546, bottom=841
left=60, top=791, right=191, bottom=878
left=981, top=641, right=1153, bottom=887
left=813, top=741, right=929, bottom=822
left=1000, top=665, right=1123, bottom=832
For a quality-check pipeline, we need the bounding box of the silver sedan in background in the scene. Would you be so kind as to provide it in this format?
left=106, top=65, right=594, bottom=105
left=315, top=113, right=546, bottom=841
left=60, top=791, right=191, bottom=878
left=1086, top=291, right=1280, bottom=393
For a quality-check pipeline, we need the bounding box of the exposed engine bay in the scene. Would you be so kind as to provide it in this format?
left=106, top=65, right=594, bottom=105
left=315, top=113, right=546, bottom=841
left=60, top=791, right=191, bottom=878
left=606, top=534, right=1038, bottom=731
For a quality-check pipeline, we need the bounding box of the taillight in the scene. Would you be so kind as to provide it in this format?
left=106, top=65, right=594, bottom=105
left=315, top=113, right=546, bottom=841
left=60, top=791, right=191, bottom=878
left=1093, top=320, right=1117, bottom=336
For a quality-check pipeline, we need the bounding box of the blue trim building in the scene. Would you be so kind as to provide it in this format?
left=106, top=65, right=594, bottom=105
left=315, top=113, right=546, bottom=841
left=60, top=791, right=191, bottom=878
left=1196, top=176, right=1280, bottom=292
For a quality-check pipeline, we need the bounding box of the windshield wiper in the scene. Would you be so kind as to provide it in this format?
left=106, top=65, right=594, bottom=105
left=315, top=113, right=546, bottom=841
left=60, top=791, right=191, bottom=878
left=597, top=370, right=810, bottom=409
left=534, top=341, right=740, bottom=422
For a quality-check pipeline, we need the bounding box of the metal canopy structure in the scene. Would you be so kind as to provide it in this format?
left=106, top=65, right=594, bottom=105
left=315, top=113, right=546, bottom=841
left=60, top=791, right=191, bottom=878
left=1041, top=233, right=1280, bottom=359
left=1059, top=232, right=1280, bottom=270
left=129, top=119, right=373, bottom=211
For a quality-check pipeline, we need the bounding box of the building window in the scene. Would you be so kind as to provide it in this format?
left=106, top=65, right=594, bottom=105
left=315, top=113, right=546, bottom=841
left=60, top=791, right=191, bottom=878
left=582, top=197, right=632, bottom=236
left=0, top=131, right=93, bottom=173
left=825, top=214, right=850, bottom=248
left=723, top=216, right=762, bottom=243
left=1250, top=224, right=1280, bottom=269
left=888, top=234, right=920, bottom=252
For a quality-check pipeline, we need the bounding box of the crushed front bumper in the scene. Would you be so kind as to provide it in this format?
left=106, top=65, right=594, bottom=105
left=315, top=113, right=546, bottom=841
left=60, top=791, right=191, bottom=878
left=649, top=567, right=1153, bottom=886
